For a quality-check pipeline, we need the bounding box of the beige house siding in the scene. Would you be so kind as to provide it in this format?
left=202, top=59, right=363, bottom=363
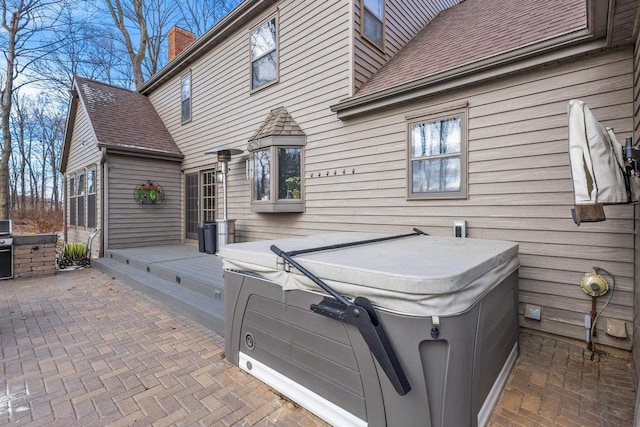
left=234, top=48, right=632, bottom=349
left=105, top=154, right=181, bottom=248
left=327, top=49, right=635, bottom=349
left=352, top=0, right=459, bottom=92
left=145, top=0, right=634, bottom=349
left=64, top=102, right=102, bottom=258
left=148, top=0, right=352, bottom=238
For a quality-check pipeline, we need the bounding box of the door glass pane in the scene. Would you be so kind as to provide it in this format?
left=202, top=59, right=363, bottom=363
left=202, top=170, right=216, bottom=222
left=278, top=148, right=301, bottom=200
left=185, top=173, right=198, bottom=238
left=253, top=150, right=271, bottom=201
left=412, top=157, right=461, bottom=193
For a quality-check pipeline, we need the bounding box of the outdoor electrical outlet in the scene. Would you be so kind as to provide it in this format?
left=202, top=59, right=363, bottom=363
left=525, top=304, right=541, bottom=321
left=453, top=220, right=467, bottom=238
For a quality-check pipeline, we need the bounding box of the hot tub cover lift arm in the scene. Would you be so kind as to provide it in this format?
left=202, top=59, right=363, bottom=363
left=270, top=228, right=426, bottom=396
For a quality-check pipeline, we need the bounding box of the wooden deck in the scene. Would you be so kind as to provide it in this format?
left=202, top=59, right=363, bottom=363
left=104, top=244, right=224, bottom=285
left=93, top=244, right=226, bottom=335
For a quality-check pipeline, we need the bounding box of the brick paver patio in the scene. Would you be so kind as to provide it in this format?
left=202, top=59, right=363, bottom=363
left=0, top=270, right=325, bottom=426
left=0, top=269, right=636, bottom=426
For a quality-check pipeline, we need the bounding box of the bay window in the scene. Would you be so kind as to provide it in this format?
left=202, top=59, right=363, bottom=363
left=249, top=140, right=304, bottom=213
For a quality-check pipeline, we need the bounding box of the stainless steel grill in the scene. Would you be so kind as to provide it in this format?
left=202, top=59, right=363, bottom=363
left=0, top=220, right=14, bottom=280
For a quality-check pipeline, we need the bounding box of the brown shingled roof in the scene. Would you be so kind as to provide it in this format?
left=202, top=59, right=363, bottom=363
left=353, top=0, right=588, bottom=99
left=248, top=107, right=305, bottom=142
left=75, top=77, right=182, bottom=157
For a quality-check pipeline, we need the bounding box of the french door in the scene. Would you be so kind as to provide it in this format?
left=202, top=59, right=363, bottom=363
left=185, top=169, right=216, bottom=240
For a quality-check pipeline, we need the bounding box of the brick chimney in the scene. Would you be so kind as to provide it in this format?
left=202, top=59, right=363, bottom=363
left=168, top=26, right=196, bottom=62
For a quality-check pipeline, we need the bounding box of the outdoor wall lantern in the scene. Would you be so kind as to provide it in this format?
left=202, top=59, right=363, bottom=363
left=133, top=181, right=164, bottom=205
left=205, top=147, right=244, bottom=250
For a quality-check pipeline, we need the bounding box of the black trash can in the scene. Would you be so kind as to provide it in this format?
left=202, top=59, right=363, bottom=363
left=203, top=221, right=217, bottom=254
left=197, top=222, right=206, bottom=253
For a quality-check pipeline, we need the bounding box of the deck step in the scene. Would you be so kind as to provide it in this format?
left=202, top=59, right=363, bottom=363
left=93, top=257, right=225, bottom=336
left=105, top=250, right=223, bottom=298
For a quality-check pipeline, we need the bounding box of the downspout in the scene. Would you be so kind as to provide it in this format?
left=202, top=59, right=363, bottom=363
left=100, top=147, right=108, bottom=257
left=62, top=172, right=67, bottom=245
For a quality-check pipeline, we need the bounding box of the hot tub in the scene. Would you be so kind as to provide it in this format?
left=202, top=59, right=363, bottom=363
left=220, top=231, right=519, bottom=427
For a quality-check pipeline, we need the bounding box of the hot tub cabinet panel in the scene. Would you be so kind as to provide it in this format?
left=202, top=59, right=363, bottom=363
left=222, top=234, right=519, bottom=427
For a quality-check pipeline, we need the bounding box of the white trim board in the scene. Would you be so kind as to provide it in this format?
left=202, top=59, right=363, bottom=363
left=239, top=352, right=367, bottom=427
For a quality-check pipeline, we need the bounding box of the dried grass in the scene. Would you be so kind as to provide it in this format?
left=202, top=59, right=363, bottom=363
left=10, top=208, right=63, bottom=235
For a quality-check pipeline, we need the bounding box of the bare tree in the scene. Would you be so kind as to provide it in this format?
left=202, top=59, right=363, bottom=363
left=104, top=0, right=149, bottom=87
left=8, top=89, right=28, bottom=214
left=144, top=0, right=176, bottom=77
left=175, top=0, right=240, bottom=38
left=1, top=0, right=66, bottom=219
left=33, top=8, right=133, bottom=95
left=31, top=93, right=63, bottom=210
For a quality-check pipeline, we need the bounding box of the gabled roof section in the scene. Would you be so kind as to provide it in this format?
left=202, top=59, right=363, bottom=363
left=248, top=107, right=305, bottom=142
left=333, top=0, right=600, bottom=118
left=74, top=77, right=182, bottom=157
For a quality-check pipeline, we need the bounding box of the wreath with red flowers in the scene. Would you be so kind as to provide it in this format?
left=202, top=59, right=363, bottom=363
left=134, top=181, right=164, bottom=205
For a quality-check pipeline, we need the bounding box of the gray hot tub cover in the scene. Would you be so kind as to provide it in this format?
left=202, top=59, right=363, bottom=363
left=220, top=233, right=519, bottom=317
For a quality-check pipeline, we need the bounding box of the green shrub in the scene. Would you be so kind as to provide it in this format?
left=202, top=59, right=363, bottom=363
left=64, top=243, right=86, bottom=261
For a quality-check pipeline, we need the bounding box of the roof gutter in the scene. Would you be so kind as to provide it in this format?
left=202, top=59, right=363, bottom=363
left=138, top=0, right=277, bottom=95
left=97, top=142, right=185, bottom=161
left=331, top=0, right=613, bottom=119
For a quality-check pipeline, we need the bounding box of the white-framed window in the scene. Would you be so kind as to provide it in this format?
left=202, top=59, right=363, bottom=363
left=249, top=143, right=304, bottom=213
left=77, top=172, right=86, bottom=227
left=181, top=72, right=191, bottom=123
left=69, top=175, right=76, bottom=226
left=362, top=0, right=384, bottom=49
left=408, top=110, right=467, bottom=199
left=87, top=167, right=97, bottom=228
left=250, top=17, right=278, bottom=90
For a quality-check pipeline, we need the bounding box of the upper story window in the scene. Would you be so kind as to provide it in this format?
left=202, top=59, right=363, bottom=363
left=362, top=0, right=384, bottom=48
left=408, top=109, right=467, bottom=199
left=251, top=17, right=278, bottom=90
left=181, top=72, right=191, bottom=123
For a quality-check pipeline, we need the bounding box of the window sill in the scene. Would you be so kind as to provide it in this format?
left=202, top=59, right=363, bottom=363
left=361, top=33, right=385, bottom=54
left=251, top=201, right=304, bottom=213
left=250, top=78, right=279, bottom=95
left=407, top=192, right=467, bottom=201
